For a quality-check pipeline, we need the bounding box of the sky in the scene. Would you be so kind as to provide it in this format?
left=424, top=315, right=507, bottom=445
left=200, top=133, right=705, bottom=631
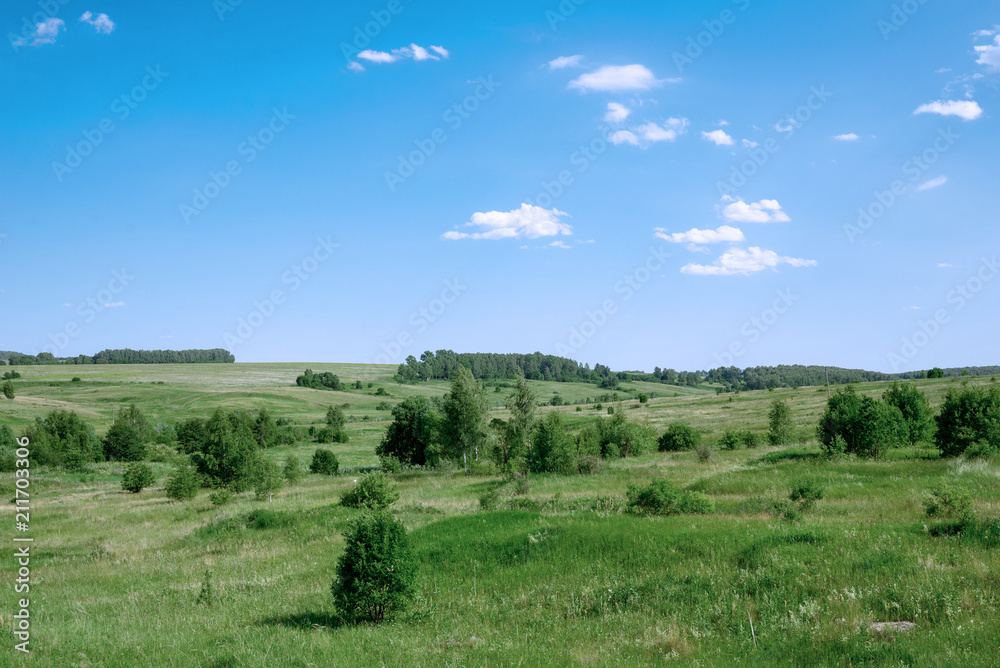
left=2, top=0, right=999, bottom=374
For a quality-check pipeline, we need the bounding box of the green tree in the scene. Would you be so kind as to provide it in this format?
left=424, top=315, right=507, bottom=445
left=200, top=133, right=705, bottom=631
left=189, top=409, right=264, bottom=491
left=529, top=412, right=577, bottom=474
left=927, top=367, right=945, bottom=379
left=310, top=448, right=340, bottom=475
left=121, top=462, right=156, bottom=493
left=254, top=407, right=277, bottom=448
left=882, top=381, right=935, bottom=444
left=817, top=386, right=907, bottom=459
left=253, top=459, right=284, bottom=500
left=119, top=404, right=152, bottom=443
left=506, top=372, right=537, bottom=467
left=658, top=422, right=700, bottom=452
left=332, top=511, right=417, bottom=624
left=935, top=385, right=1000, bottom=457
left=103, top=421, right=146, bottom=462
left=376, top=396, right=440, bottom=466
left=340, top=471, right=399, bottom=510
left=165, top=463, right=199, bottom=501
left=767, top=399, right=793, bottom=446
left=325, top=405, right=349, bottom=443
left=2, top=380, right=13, bottom=400
left=440, top=366, right=489, bottom=470
left=283, top=454, right=302, bottom=485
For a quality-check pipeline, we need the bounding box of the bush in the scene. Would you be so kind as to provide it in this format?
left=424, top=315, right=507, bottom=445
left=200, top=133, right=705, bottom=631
left=817, top=386, right=907, bottom=459
left=103, top=421, right=146, bottom=462
left=789, top=479, right=824, bottom=510
left=659, top=423, right=700, bottom=452
left=626, top=480, right=714, bottom=516
left=332, top=511, right=417, bottom=624
left=925, top=485, right=974, bottom=524
left=341, top=471, right=399, bottom=510
left=165, top=464, right=199, bottom=501
left=209, top=489, right=234, bottom=506
left=121, top=462, right=155, bottom=493
left=696, top=444, right=713, bottom=463
left=379, top=455, right=403, bottom=473
left=310, top=449, right=340, bottom=475
left=883, top=381, right=935, bottom=444
left=719, top=430, right=740, bottom=451
left=253, top=459, right=284, bottom=500
left=638, top=393, right=648, bottom=404
left=741, top=430, right=761, bottom=449
left=574, top=454, right=605, bottom=475
left=935, top=385, right=1000, bottom=457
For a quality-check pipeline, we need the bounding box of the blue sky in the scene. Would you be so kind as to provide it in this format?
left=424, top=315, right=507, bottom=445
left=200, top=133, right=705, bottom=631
left=2, top=0, right=999, bottom=373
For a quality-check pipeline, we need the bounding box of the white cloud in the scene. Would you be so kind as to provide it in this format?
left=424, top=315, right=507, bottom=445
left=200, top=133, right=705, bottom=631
left=681, top=247, right=817, bottom=276
left=903, top=306, right=920, bottom=310
left=914, top=100, right=983, bottom=120
left=347, top=61, right=365, bottom=72
left=935, top=67, right=952, bottom=74
left=569, top=64, right=666, bottom=92
left=103, top=301, right=126, bottom=308
left=609, top=130, right=639, bottom=146
left=549, top=55, right=583, bottom=70
left=833, top=133, right=859, bottom=141
left=14, top=18, right=65, bottom=46
left=938, top=263, right=955, bottom=268
left=719, top=196, right=790, bottom=223
left=916, top=175, right=948, bottom=191
left=701, top=129, right=734, bottom=146
left=718, top=120, right=730, bottom=126
left=638, top=118, right=688, bottom=143
left=355, top=44, right=449, bottom=67
left=975, top=35, right=1000, bottom=71
left=604, top=102, right=630, bottom=123
left=549, top=240, right=572, bottom=249
left=654, top=225, right=745, bottom=245
left=80, top=11, right=115, bottom=34
left=742, top=139, right=759, bottom=149
left=443, top=204, right=572, bottom=241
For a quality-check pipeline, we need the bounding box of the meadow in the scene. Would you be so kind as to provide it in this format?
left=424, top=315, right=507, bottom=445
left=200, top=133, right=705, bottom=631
left=2, top=363, right=999, bottom=667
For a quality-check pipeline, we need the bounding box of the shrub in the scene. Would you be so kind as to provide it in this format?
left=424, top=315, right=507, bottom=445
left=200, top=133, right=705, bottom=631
left=71, top=376, right=81, bottom=382
left=165, top=464, right=199, bottom=501
left=626, top=480, right=714, bottom=516
left=341, top=471, right=399, bottom=510
left=883, top=381, right=935, bottom=444
left=209, top=489, right=234, bottom=506
left=121, top=462, right=155, bottom=493
left=574, top=454, right=605, bottom=475
left=659, top=423, right=700, bottom=452
left=3, top=380, right=14, bottom=400
left=719, top=430, right=740, bottom=451
left=965, top=440, right=998, bottom=459
left=283, top=454, right=302, bottom=485
left=789, top=479, right=824, bottom=510
left=325, top=405, right=349, bottom=443
left=188, top=409, right=265, bottom=492
left=741, top=430, right=761, bottom=449
left=379, top=454, right=402, bottom=473
left=925, top=485, right=974, bottom=524
left=332, top=511, right=417, bottom=624
left=934, top=385, right=1000, bottom=457
left=310, top=449, right=340, bottom=475
left=638, top=393, right=648, bottom=404
left=595, top=412, right=656, bottom=459
left=253, top=459, right=284, bottom=500
left=696, top=443, right=713, bottom=463
left=103, top=421, right=146, bottom=462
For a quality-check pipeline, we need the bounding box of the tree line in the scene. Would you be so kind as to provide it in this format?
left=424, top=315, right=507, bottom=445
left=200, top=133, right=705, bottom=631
left=4, top=348, right=235, bottom=365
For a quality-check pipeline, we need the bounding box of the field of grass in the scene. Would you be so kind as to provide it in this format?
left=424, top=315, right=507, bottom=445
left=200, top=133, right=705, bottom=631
left=2, top=364, right=999, bottom=666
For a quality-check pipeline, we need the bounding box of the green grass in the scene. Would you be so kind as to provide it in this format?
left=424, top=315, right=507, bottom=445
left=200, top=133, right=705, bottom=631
left=1, top=366, right=999, bottom=666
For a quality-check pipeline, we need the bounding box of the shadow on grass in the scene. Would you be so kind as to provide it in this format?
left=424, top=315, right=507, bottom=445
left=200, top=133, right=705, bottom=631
left=262, top=610, right=345, bottom=631
left=749, top=448, right=821, bottom=466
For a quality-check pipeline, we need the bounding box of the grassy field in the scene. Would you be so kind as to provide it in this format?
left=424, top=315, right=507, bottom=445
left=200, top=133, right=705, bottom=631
left=2, top=364, right=999, bottom=666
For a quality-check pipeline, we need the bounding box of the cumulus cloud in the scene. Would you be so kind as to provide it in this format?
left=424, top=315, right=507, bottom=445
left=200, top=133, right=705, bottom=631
left=916, top=175, right=948, bottom=191
left=443, top=204, right=572, bottom=241
left=609, top=130, right=639, bottom=146
left=701, top=129, right=734, bottom=146
left=914, top=100, right=983, bottom=120
left=569, top=64, right=667, bottom=92
left=834, top=133, right=859, bottom=141
left=549, top=240, right=572, bottom=249
left=549, top=55, right=583, bottom=70
left=742, top=139, right=759, bottom=148
left=654, top=225, right=745, bottom=245
left=604, top=102, right=630, bottom=123
left=637, top=118, right=688, bottom=143
left=352, top=44, right=449, bottom=70
left=80, top=11, right=115, bottom=34
left=719, top=196, right=790, bottom=223
left=14, top=18, right=65, bottom=47
left=975, top=34, right=1000, bottom=71
left=681, top=247, right=817, bottom=276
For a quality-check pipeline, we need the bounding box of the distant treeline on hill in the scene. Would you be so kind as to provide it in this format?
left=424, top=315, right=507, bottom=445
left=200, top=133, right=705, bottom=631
left=395, top=351, right=596, bottom=383
left=4, top=348, right=235, bottom=365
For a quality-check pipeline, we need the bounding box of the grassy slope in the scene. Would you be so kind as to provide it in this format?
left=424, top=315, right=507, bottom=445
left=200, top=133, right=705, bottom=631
left=1, top=365, right=999, bottom=667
